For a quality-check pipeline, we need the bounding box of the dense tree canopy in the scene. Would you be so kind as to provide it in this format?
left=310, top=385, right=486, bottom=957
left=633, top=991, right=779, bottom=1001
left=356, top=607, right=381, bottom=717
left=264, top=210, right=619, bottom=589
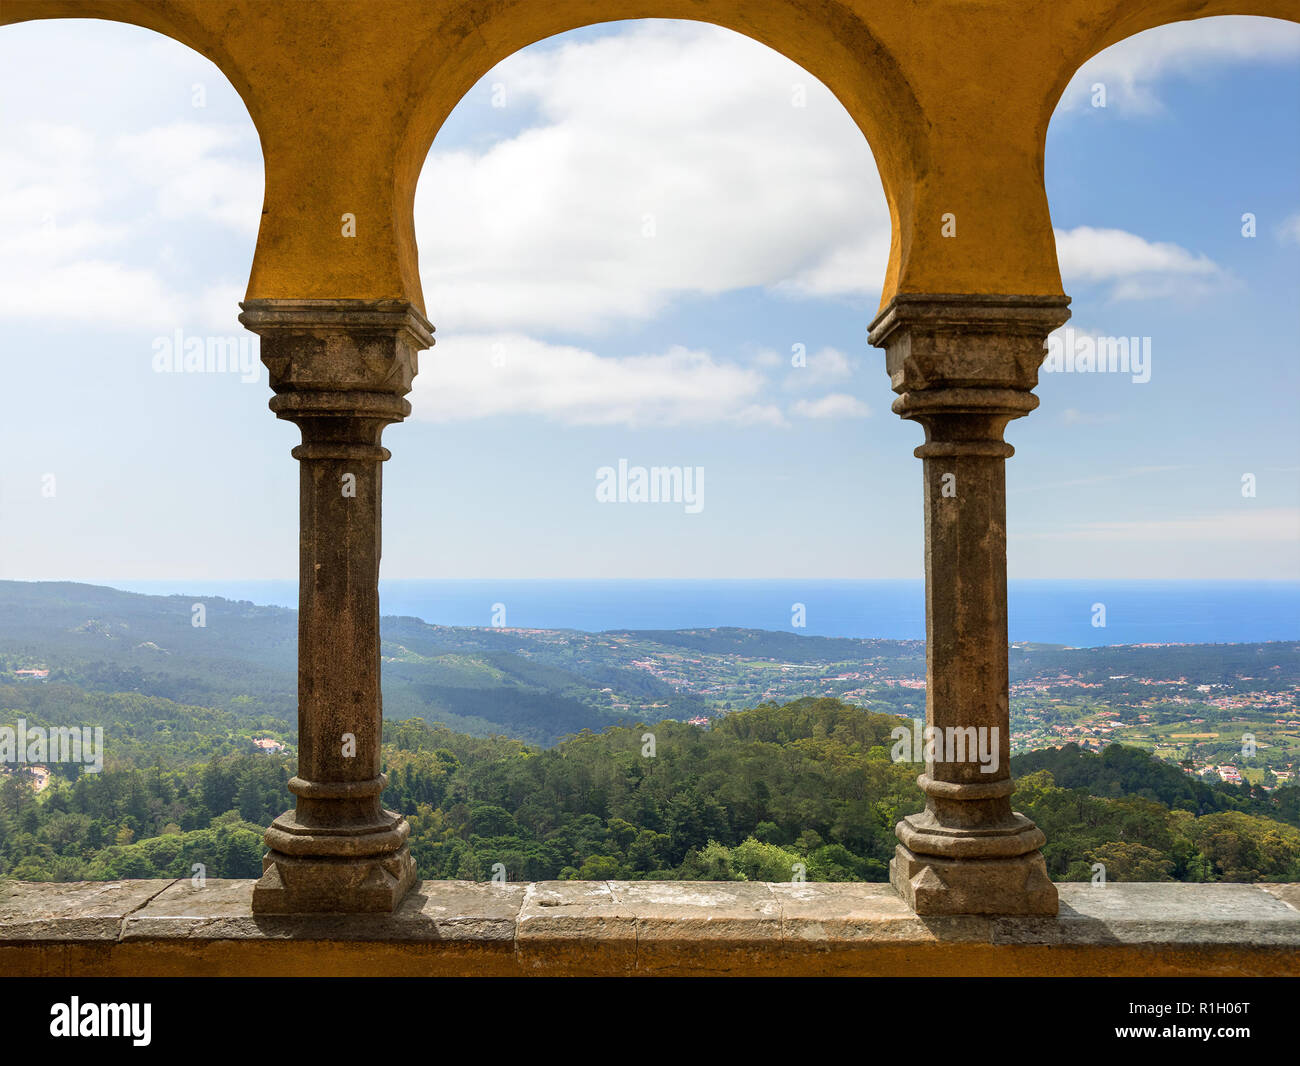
left=4, top=697, right=1298, bottom=884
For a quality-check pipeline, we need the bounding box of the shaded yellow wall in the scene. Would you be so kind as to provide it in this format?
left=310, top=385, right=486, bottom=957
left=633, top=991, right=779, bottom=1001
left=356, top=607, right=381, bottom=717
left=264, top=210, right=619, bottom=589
left=4, top=0, right=1296, bottom=315
left=4, top=937, right=1298, bottom=977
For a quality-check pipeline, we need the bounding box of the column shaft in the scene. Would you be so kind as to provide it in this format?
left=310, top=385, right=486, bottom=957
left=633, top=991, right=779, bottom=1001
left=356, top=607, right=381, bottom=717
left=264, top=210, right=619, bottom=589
left=294, top=443, right=385, bottom=824
left=921, top=430, right=1013, bottom=824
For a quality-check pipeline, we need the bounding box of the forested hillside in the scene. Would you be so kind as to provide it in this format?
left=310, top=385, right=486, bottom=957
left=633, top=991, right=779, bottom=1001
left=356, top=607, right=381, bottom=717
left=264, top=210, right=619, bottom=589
left=4, top=695, right=1297, bottom=884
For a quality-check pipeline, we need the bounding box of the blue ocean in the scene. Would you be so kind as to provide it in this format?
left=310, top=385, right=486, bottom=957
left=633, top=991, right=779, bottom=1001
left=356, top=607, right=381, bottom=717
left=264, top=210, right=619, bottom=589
left=106, top=579, right=1299, bottom=648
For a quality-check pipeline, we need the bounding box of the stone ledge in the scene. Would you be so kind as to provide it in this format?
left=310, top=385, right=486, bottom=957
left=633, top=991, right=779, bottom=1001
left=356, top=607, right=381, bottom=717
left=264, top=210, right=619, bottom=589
left=1, top=879, right=1297, bottom=976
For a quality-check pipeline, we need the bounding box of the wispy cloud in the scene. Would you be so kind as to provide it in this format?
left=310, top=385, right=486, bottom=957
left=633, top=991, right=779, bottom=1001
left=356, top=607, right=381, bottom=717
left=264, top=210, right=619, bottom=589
left=780, top=346, right=858, bottom=391
left=1278, top=212, right=1300, bottom=246
left=1054, top=226, right=1227, bottom=301
left=790, top=393, right=871, bottom=420
left=1014, top=465, right=1190, bottom=494
left=1060, top=408, right=1120, bottom=427
left=0, top=116, right=260, bottom=330
left=1056, top=16, right=1300, bottom=115
left=410, top=332, right=786, bottom=427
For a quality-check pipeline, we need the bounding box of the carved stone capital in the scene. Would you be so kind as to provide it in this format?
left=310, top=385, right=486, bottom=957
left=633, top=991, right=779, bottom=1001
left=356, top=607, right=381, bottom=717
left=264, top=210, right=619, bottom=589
left=868, top=293, right=1070, bottom=433
left=239, top=298, right=434, bottom=433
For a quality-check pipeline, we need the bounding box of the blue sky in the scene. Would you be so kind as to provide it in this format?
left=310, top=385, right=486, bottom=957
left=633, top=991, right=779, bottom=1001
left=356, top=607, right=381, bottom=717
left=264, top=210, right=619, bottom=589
left=0, top=16, right=1297, bottom=582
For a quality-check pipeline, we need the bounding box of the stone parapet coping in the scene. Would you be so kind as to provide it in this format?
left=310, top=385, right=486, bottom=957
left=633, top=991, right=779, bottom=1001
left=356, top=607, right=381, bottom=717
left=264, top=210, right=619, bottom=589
left=1, top=880, right=1297, bottom=977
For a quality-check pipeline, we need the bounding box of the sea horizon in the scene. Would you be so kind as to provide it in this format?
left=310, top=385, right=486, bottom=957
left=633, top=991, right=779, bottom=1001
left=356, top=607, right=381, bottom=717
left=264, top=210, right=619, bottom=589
left=73, top=578, right=1300, bottom=649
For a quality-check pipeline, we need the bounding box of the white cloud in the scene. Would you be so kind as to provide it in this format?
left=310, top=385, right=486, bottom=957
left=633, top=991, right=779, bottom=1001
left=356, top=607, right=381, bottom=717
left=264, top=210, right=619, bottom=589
left=1059, top=408, right=1119, bottom=426
left=1054, top=226, right=1225, bottom=299
left=408, top=332, right=876, bottom=428
left=114, top=123, right=262, bottom=235
left=1057, top=16, right=1300, bottom=114
left=416, top=23, right=888, bottom=335
left=0, top=21, right=262, bottom=334
left=1278, top=212, right=1300, bottom=245
left=0, top=259, right=184, bottom=328
left=781, top=346, right=858, bottom=391
left=791, top=393, right=871, bottom=420
left=0, top=117, right=261, bottom=331
left=1054, top=227, right=1217, bottom=281
left=772, top=233, right=893, bottom=299
left=410, top=333, right=785, bottom=427
left=190, top=283, right=250, bottom=333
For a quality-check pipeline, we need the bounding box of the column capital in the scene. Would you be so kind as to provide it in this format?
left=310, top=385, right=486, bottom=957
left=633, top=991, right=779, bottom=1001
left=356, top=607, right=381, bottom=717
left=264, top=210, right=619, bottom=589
left=239, top=298, right=434, bottom=432
left=868, top=293, right=1070, bottom=429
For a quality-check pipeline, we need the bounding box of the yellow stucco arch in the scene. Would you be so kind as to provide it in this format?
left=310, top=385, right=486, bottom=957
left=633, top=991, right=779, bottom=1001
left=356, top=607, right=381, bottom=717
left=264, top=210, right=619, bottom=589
left=4, top=0, right=1296, bottom=317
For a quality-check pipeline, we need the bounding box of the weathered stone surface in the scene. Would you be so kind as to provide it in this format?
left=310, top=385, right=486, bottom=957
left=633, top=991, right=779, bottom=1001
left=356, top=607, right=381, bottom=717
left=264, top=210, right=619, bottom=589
left=612, top=881, right=781, bottom=939
left=772, top=881, right=989, bottom=943
left=0, top=879, right=175, bottom=941
left=517, top=881, right=637, bottom=937
left=1260, top=882, right=1300, bottom=912
left=124, top=879, right=523, bottom=942
left=1012, top=883, right=1300, bottom=945
left=124, top=878, right=264, bottom=940
left=516, top=881, right=637, bottom=974
left=610, top=881, right=782, bottom=974
left=3, top=881, right=1298, bottom=976
left=416, top=880, right=527, bottom=942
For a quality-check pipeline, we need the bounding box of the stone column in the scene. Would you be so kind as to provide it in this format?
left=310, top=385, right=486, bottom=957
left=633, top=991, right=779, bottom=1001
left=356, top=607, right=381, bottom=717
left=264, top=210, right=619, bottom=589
left=868, top=294, right=1068, bottom=915
left=238, top=298, right=433, bottom=913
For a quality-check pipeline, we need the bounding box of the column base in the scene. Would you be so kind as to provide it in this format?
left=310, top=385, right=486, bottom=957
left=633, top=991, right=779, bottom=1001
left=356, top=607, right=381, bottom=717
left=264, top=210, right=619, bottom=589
left=891, top=844, right=1058, bottom=915
left=252, top=846, right=417, bottom=914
